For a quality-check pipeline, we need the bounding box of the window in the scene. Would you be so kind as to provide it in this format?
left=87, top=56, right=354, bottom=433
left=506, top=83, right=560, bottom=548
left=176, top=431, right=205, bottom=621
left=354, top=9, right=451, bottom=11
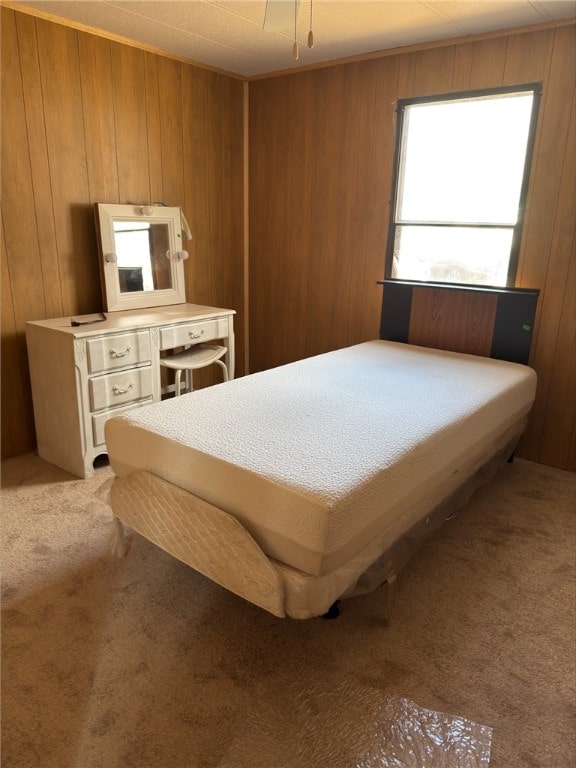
left=385, top=84, right=541, bottom=287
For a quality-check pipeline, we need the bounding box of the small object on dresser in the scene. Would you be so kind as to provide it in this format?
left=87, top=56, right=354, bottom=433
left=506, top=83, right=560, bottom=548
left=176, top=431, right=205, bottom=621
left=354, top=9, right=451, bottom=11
left=71, top=312, right=107, bottom=327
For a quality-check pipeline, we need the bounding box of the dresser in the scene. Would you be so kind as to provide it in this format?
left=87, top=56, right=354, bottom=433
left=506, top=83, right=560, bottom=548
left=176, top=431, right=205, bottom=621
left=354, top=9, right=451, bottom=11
left=26, top=304, right=235, bottom=478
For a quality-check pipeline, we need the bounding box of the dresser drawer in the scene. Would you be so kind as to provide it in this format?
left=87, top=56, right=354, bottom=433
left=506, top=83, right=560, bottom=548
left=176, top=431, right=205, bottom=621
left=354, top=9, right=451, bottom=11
left=89, top=367, right=153, bottom=412
left=86, top=331, right=150, bottom=374
left=159, top=318, right=229, bottom=350
left=92, top=399, right=153, bottom=447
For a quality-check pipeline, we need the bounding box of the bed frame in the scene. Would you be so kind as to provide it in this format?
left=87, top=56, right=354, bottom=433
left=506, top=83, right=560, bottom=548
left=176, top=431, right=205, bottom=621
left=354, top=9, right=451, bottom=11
left=106, top=281, right=539, bottom=619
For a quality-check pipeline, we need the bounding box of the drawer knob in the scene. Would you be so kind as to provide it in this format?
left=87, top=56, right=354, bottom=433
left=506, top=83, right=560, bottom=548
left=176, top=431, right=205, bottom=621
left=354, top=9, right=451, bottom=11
left=112, top=382, right=134, bottom=396
left=109, top=346, right=131, bottom=359
left=188, top=329, right=205, bottom=339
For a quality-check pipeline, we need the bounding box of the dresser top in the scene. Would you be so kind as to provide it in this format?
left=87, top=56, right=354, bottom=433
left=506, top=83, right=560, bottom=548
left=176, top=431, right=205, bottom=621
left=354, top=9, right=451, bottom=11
left=26, top=303, right=235, bottom=338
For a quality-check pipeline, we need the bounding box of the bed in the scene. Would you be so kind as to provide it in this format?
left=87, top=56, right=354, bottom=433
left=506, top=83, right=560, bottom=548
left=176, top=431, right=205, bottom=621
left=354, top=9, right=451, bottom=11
left=104, top=281, right=539, bottom=619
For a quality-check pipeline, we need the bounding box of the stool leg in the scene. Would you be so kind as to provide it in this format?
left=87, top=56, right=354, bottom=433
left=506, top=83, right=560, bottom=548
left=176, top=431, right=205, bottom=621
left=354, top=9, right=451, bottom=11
left=175, top=369, right=182, bottom=397
left=215, top=360, right=229, bottom=382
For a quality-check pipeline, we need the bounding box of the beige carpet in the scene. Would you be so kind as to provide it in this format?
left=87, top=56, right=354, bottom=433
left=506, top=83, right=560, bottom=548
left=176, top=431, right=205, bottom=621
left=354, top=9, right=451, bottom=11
left=1, top=453, right=575, bottom=767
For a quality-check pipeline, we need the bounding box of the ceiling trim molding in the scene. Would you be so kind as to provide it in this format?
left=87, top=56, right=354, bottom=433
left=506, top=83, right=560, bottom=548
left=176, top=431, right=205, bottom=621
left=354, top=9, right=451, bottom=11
left=247, top=17, right=576, bottom=81
left=1, top=0, right=246, bottom=80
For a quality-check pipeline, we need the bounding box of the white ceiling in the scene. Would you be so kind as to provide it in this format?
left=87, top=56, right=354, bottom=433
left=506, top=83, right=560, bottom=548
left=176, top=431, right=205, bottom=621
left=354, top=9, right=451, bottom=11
left=15, top=0, right=576, bottom=77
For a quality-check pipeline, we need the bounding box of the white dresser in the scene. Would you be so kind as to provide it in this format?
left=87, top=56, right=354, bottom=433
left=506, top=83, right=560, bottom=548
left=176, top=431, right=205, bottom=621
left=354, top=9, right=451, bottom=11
left=26, top=303, right=235, bottom=478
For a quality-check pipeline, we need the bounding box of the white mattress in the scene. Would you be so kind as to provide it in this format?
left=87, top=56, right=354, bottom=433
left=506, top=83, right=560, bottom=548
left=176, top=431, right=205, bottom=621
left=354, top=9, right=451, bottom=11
left=105, top=341, right=537, bottom=576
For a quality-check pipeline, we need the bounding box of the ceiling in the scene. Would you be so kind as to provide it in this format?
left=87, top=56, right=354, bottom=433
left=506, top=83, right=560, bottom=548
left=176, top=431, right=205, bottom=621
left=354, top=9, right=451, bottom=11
left=15, top=0, right=576, bottom=77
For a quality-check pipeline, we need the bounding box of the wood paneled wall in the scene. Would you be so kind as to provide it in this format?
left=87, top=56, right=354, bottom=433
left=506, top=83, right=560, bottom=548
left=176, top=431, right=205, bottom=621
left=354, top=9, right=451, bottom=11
left=249, top=23, right=576, bottom=471
left=1, top=7, right=244, bottom=459
left=2, top=7, right=574, bottom=473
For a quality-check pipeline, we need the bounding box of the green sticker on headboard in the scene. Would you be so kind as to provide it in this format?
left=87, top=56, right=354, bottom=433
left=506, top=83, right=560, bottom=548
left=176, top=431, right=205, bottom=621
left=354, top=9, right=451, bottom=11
left=522, top=324, right=531, bottom=331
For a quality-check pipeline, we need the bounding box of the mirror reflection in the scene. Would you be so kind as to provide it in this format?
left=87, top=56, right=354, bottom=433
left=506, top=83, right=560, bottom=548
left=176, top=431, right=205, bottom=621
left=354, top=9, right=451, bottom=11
left=96, top=203, right=187, bottom=312
left=113, top=220, right=171, bottom=293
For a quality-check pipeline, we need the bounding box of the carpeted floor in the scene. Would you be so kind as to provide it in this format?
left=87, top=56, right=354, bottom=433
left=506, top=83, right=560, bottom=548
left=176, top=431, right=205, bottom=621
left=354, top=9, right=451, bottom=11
left=1, top=453, right=575, bottom=767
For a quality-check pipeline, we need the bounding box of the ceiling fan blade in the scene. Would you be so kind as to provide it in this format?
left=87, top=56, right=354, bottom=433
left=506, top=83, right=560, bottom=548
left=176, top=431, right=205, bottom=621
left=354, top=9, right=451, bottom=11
left=264, top=0, right=300, bottom=32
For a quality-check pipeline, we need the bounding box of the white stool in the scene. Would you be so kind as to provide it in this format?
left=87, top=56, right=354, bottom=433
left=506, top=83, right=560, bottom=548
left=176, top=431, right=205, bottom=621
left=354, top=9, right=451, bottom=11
left=160, top=344, right=228, bottom=397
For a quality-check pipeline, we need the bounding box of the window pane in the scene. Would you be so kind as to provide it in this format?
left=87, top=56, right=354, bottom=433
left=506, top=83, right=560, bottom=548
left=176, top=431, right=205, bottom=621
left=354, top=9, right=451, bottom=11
left=397, top=93, right=534, bottom=225
left=392, top=226, right=513, bottom=286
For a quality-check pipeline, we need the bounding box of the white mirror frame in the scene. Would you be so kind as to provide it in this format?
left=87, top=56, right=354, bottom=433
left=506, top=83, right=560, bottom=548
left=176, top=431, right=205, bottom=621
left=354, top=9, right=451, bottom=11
left=95, top=203, right=187, bottom=312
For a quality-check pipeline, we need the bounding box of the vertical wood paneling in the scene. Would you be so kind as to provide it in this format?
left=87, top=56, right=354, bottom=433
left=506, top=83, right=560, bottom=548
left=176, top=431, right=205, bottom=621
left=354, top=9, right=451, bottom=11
left=515, top=28, right=575, bottom=466
left=36, top=19, right=97, bottom=316
left=111, top=44, right=151, bottom=203
left=285, top=73, right=315, bottom=359
left=328, top=65, right=364, bottom=350
left=502, top=29, right=554, bottom=85
left=516, top=27, right=575, bottom=291
left=249, top=22, right=576, bottom=470
left=1, top=10, right=54, bottom=458
left=144, top=53, right=164, bottom=203
left=201, top=70, right=245, bottom=384
left=1, top=7, right=245, bottom=460
left=413, top=46, right=456, bottom=95
left=359, top=58, right=398, bottom=344
left=158, top=56, right=185, bottom=207
left=539, top=241, right=576, bottom=468
left=452, top=43, right=473, bottom=91
left=469, top=38, right=508, bottom=89
left=395, top=51, right=416, bottom=98
left=78, top=35, right=119, bottom=204
left=15, top=12, right=64, bottom=320
left=182, top=67, right=212, bottom=305
left=1, top=11, right=46, bottom=327
left=218, top=76, right=245, bottom=313
left=249, top=75, right=300, bottom=368
left=181, top=66, right=245, bottom=387
left=1, top=216, right=36, bottom=457
left=307, top=67, right=347, bottom=358
left=278, top=71, right=309, bottom=363
left=204, top=70, right=226, bottom=311
left=345, top=61, right=383, bottom=347
left=521, top=91, right=576, bottom=465
left=247, top=78, right=272, bottom=367
left=2, top=6, right=574, bottom=471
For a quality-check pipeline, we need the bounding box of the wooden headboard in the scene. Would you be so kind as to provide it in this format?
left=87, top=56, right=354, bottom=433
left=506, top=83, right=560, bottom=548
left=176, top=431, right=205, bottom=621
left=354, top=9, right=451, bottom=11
left=378, top=280, right=540, bottom=365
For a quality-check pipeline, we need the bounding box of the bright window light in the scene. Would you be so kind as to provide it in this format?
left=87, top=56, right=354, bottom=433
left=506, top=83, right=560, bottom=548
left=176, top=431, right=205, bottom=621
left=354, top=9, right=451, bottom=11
left=387, top=85, right=540, bottom=287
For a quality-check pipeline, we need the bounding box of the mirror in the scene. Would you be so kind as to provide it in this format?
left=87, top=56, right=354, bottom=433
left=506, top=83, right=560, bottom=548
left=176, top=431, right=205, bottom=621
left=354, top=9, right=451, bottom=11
left=95, top=203, right=188, bottom=311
